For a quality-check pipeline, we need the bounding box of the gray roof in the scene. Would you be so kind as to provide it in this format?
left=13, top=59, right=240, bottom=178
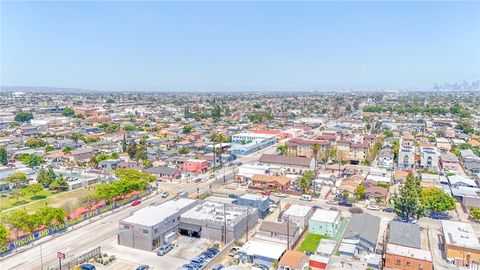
left=144, top=166, right=178, bottom=175
left=343, top=213, right=380, bottom=247
left=440, top=152, right=459, bottom=163
left=387, top=221, right=421, bottom=249
left=259, top=220, right=298, bottom=237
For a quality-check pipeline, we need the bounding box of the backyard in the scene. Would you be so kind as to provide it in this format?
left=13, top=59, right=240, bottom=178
left=297, top=233, right=327, bottom=253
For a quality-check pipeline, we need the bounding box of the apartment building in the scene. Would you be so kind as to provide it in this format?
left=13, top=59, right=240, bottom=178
left=398, top=145, right=416, bottom=170
left=419, top=146, right=439, bottom=171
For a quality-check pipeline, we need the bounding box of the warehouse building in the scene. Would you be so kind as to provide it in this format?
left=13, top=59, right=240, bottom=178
left=118, top=198, right=198, bottom=251
left=179, top=201, right=258, bottom=243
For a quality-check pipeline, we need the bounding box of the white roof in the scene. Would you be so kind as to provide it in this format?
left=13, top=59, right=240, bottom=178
left=283, top=204, right=312, bottom=217
left=122, top=206, right=178, bottom=226
left=311, top=209, right=340, bottom=223
left=316, top=239, right=336, bottom=255
left=240, top=193, right=267, bottom=201
left=386, top=244, right=432, bottom=261
left=442, top=220, right=480, bottom=250
left=159, top=198, right=197, bottom=211
left=448, top=175, right=478, bottom=187
left=309, top=254, right=330, bottom=264
left=240, top=239, right=286, bottom=259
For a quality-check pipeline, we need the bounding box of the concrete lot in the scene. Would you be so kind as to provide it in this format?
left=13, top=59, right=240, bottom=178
left=101, top=236, right=212, bottom=270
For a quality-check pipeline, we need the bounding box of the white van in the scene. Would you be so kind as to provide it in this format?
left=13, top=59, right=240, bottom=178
left=300, top=194, right=312, bottom=201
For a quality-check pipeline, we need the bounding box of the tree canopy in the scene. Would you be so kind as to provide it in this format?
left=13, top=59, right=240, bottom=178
left=394, top=173, right=426, bottom=219
left=420, top=188, right=456, bottom=212
left=14, top=112, right=33, bottom=123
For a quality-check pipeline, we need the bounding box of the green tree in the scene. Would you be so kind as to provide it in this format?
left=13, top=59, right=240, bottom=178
left=127, top=140, right=138, bottom=158
left=394, top=173, right=426, bottom=219
left=470, top=207, right=480, bottom=221
left=178, top=146, right=191, bottom=155
left=35, top=206, right=65, bottom=226
left=62, top=146, right=72, bottom=153
left=299, top=170, right=314, bottom=193
left=0, top=224, right=8, bottom=245
left=49, top=174, right=68, bottom=191
left=111, top=152, right=119, bottom=159
left=182, top=124, right=193, bottom=134
left=14, top=112, right=33, bottom=123
left=71, top=132, right=81, bottom=147
left=27, top=183, right=44, bottom=199
left=62, top=108, right=75, bottom=117
left=122, top=134, right=127, bottom=152
left=277, top=145, right=287, bottom=155
left=44, top=145, right=54, bottom=152
left=4, top=172, right=28, bottom=187
left=355, top=184, right=365, bottom=201
left=26, top=138, right=46, bottom=148
left=37, top=168, right=55, bottom=187
left=4, top=210, right=36, bottom=234
left=25, top=154, right=43, bottom=168
left=0, top=147, right=7, bottom=165
left=420, top=188, right=456, bottom=212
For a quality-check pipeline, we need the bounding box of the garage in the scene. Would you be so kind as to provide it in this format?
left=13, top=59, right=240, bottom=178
left=178, top=223, right=202, bottom=238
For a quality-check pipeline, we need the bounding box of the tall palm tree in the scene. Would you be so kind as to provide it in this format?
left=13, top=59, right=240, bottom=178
left=311, top=143, right=320, bottom=179
left=210, top=132, right=220, bottom=171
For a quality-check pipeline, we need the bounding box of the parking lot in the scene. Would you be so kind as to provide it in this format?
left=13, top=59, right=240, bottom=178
left=100, top=236, right=213, bottom=270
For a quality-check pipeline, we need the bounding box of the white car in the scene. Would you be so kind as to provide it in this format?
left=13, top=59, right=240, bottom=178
left=367, top=205, right=380, bottom=211
left=275, top=192, right=286, bottom=197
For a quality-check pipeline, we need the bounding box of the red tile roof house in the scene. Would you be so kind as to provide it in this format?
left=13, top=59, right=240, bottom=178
left=250, top=174, right=292, bottom=191
left=363, top=181, right=389, bottom=201
left=259, top=154, right=314, bottom=175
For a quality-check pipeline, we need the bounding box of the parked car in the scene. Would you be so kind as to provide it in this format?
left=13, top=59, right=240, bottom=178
left=326, top=199, right=337, bottom=205
left=329, top=207, right=339, bottom=211
left=367, top=204, right=380, bottom=211
left=193, top=177, right=202, bottom=183
left=209, top=175, right=216, bottom=179
left=300, top=194, right=312, bottom=201
left=212, top=264, right=225, bottom=270
left=275, top=192, right=286, bottom=197
left=161, top=191, right=169, bottom=198
left=394, top=216, right=417, bottom=224
left=177, top=191, right=188, bottom=198
left=383, top=207, right=395, bottom=213
left=228, top=247, right=240, bottom=257
left=156, top=243, right=174, bottom=256
left=228, top=194, right=239, bottom=199
left=131, top=200, right=141, bottom=206
left=261, top=190, right=271, bottom=196
left=430, top=212, right=449, bottom=220
left=312, top=205, right=323, bottom=209
left=80, top=264, right=96, bottom=270
left=338, top=201, right=353, bottom=207
left=136, top=266, right=150, bottom=270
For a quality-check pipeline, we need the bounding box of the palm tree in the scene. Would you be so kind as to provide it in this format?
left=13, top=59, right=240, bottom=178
left=311, top=144, right=320, bottom=179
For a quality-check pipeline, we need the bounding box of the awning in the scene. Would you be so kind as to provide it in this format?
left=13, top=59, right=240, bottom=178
left=178, top=222, right=202, bottom=232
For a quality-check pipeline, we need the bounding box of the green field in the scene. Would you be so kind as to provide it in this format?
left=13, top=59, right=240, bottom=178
left=0, top=188, right=95, bottom=216
left=297, top=233, right=327, bottom=253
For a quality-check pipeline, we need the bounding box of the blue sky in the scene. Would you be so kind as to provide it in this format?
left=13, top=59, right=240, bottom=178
left=1, top=1, right=479, bottom=91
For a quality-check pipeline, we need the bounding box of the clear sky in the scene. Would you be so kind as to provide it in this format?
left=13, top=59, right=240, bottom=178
left=1, top=1, right=479, bottom=91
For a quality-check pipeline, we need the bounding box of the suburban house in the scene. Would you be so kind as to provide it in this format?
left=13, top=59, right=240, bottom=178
left=339, top=213, right=380, bottom=257
left=143, top=166, right=181, bottom=181
left=238, top=239, right=286, bottom=268
left=68, top=148, right=95, bottom=163
left=278, top=250, right=308, bottom=270
left=336, top=139, right=351, bottom=161
left=282, top=204, right=313, bottom=229
left=308, top=209, right=340, bottom=237
left=256, top=220, right=301, bottom=249
left=441, top=220, right=480, bottom=267
left=377, top=148, right=394, bottom=170
left=258, top=154, right=314, bottom=174
left=250, top=174, right=292, bottom=191
left=182, top=159, right=208, bottom=174
left=440, top=152, right=461, bottom=172
left=384, top=221, right=433, bottom=270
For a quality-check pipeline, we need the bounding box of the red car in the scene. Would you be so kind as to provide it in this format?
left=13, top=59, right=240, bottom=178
left=261, top=190, right=271, bottom=196
left=131, top=200, right=141, bottom=206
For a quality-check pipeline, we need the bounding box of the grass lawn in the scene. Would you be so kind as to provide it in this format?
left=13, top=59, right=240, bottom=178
left=0, top=188, right=95, bottom=216
left=0, top=188, right=55, bottom=211
left=297, top=233, right=327, bottom=253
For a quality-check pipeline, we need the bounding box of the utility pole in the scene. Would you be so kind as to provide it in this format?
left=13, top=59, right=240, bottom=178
left=286, top=218, right=290, bottom=250
left=223, top=203, right=227, bottom=245
left=246, top=208, right=249, bottom=242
